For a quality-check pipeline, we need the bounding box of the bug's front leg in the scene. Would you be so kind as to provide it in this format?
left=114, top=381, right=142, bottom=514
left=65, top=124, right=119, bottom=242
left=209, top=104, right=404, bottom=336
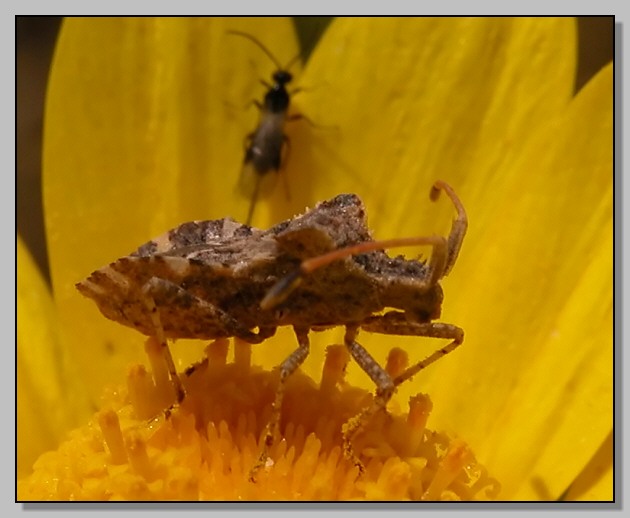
left=341, top=315, right=464, bottom=473
left=249, top=325, right=310, bottom=482
left=341, top=324, right=396, bottom=474
left=361, top=311, right=464, bottom=388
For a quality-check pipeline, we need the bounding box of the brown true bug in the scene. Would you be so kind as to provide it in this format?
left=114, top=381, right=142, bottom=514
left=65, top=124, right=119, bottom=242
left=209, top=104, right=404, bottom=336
left=77, top=180, right=467, bottom=480
left=228, top=30, right=303, bottom=225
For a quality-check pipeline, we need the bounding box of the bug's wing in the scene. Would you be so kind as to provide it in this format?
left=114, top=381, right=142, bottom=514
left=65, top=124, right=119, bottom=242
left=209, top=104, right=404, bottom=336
left=237, top=161, right=279, bottom=199
left=130, top=217, right=250, bottom=258
left=76, top=255, right=236, bottom=340
left=273, top=226, right=337, bottom=259
left=271, top=193, right=374, bottom=257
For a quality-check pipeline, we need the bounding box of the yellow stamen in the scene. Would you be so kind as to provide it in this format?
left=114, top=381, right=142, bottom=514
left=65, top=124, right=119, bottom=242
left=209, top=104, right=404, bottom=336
left=18, top=338, right=500, bottom=501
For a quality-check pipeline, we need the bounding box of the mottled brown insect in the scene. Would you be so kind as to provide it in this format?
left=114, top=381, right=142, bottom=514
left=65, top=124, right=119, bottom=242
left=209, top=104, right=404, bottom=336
left=77, top=180, right=467, bottom=479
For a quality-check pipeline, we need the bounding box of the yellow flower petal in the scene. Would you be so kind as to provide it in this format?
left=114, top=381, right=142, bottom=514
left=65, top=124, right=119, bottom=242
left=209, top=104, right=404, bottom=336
left=563, top=430, right=613, bottom=501
left=38, top=17, right=612, bottom=500
left=17, top=237, right=91, bottom=477
left=409, top=62, right=612, bottom=499
left=298, top=17, right=577, bottom=236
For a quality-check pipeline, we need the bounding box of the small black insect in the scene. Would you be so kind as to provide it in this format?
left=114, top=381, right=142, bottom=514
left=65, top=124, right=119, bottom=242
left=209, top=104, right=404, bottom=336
left=228, top=30, right=303, bottom=225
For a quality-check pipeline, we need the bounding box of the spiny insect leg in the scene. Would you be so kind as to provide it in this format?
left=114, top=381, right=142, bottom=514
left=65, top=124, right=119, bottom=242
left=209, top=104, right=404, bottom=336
left=341, top=325, right=395, bottom=474
left=279, top=134, right=291, bottom=199
left=141, top=279, right=185, bottom=404
left=394, top=325, right=463, bottom=388
left=244, top=98, right=263, bottom=111
left=361, top=314, right=464, bottom=387
left=245, top=174, right=262, bottom=226
left=249, top=326, right=310, bottom=482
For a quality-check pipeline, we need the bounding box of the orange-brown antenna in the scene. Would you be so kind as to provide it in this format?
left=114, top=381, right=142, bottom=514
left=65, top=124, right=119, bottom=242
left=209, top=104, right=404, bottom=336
left=431, top=180, right=468, bottom=276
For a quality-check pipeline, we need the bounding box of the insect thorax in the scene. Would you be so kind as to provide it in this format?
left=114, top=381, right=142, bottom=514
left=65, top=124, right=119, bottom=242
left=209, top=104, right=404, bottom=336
left=264, top=86, right=290, bottom=113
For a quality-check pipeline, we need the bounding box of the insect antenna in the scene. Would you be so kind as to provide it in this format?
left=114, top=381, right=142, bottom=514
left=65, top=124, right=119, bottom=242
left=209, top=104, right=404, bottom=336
left=227, top=29, right=303, bottom=72
left=431, top=180, right=468, bottom=275
left=283, top=50, right=303, bottom=71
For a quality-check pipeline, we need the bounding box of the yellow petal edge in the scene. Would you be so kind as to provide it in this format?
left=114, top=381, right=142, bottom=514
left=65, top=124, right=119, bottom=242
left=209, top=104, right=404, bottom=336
left=17, top=237, right=92, bottom=478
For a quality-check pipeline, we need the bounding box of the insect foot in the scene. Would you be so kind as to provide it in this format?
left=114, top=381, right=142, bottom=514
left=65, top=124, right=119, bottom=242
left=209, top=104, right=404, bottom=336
left=77, top=180, right=468, bottom=481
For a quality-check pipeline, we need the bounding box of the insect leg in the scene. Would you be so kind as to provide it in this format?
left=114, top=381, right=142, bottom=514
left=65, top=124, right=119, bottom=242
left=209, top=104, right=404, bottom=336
left=242, top=132, right=254, bottom=154
left=287, top=112, right=337, bottom=131
left=245, top=173, right=262, bottom=226
left=342, top=315, right=463, bottom=472
left=249, top=326, right=311, bottom=481
left=141, top=279, right=186, bottom=404
left=244, top=99, right=263, bottom=111
left=279, top=134, right=292, bottom=200
left=393, top=324, right=463, bottom=388
left=361, top=311, right=464, bottom=388
left=341, top=325, right=395, bottom=474
left=141, top=277, right=275, bottom=404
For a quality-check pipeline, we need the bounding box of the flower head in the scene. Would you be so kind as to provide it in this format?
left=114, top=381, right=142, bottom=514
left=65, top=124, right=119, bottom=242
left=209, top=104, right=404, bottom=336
left=18, top=339, right=500, bottom=500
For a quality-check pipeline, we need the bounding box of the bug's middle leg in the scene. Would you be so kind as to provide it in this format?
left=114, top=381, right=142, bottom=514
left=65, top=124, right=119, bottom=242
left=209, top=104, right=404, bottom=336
left=249, top=325, right=311, bottom=481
